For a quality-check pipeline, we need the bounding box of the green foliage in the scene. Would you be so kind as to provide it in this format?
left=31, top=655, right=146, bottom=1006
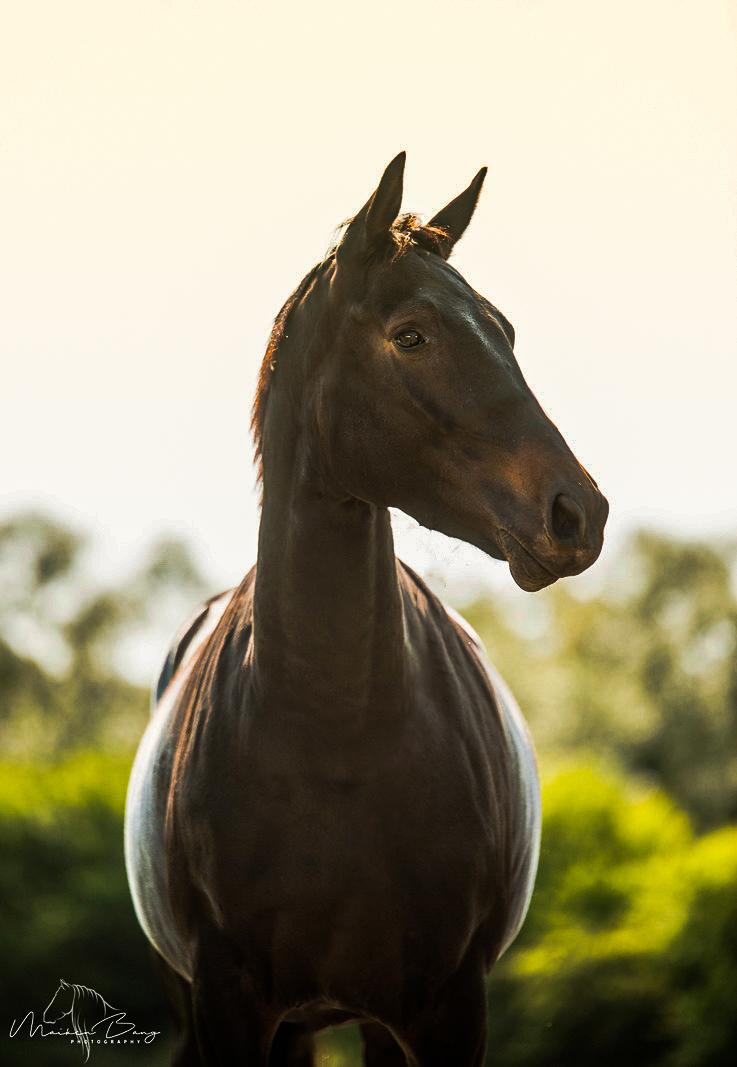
left=464, top=531, right=737, bottom=829
left=488, top=766, right=737, bottom=1067
left=0, top=751, right=170, bottom=1065
left=0, top=511, right=207, bottom=758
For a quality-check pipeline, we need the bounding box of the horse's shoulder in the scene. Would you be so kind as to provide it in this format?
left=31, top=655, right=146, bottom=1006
left=397, top=559, right=489, bottom=659
left=397, top=559, right=540, bottom=957
left=397, top=558, right=530, bottom=733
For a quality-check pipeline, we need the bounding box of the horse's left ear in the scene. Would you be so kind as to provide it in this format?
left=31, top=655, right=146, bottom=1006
left=337, top=152, right=406, bottom=265
left=428, top=166, right=487, bottom=259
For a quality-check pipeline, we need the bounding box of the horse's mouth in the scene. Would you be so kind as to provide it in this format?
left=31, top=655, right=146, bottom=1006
left=497, top=529, right=558, bottom=592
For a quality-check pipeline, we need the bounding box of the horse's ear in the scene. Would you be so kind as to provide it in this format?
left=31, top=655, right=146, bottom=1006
left=337, top=152, right=406, bottom=264
left=428, top=166, right=487, bottom=259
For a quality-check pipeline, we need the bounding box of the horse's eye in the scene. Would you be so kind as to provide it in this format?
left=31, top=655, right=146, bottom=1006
left=393, top=330, right=425, bottom=349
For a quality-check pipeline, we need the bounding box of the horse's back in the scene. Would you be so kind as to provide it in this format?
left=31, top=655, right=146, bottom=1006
left=124, top=585, right=239, bottom=979
left=152, top=588, right=237, bottom=708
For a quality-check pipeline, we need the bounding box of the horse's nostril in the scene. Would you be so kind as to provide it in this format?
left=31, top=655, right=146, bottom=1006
left=551, top=493, right=586, bottom=545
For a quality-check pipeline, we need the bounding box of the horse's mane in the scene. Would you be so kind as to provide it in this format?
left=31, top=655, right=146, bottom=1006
left=250, top=262, right=323, bottom=486
left=250, top=213, right=448, bottom=485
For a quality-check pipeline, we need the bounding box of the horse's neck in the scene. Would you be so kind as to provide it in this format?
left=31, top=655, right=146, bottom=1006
left=252, top=436, right=406, bottom=720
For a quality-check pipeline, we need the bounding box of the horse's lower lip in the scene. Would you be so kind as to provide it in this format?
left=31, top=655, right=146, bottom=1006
left=497, top=529, right=558, bottom=592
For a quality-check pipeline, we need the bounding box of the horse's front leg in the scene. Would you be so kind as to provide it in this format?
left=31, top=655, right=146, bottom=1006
left=361, top=1020, right=409, bottom=1065
left=402, top=958, right=488, bottom=1067
left=268, top=1022, right=315, bottom=1066
left=190, top=925, right=275, bottom=1066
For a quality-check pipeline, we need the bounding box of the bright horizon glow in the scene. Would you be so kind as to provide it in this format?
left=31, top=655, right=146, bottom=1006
left=2, top=0, right=736, bottom=598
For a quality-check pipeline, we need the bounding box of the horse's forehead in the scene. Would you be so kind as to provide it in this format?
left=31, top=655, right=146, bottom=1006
left=368, top=250, right=472, bottom=311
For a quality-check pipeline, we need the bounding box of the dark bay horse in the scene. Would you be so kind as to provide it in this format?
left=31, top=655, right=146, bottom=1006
left=125, top=153, right=608, bottom=1066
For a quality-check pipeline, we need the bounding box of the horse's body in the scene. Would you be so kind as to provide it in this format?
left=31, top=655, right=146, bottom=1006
left=125, top=155, right=607, bottom=1065
left=126, top=565, right=540, bottom=986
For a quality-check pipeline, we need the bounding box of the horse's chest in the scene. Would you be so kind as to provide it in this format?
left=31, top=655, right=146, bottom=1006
left=197, top=712, right=513, bottom=958
left=192, top=784, right=488, bottom=999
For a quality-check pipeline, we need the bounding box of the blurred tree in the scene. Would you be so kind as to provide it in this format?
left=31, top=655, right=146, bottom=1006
left=486, top=766, right=737, bottom=1067
left=0, top=512, right=208, bottom=758
left=463, top=532, right=737, bottom=829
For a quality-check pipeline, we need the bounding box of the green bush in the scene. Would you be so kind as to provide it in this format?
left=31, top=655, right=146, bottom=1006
left=0, top=752, right=170, bottom=1065
left=488, top=766, right=737, bottom=1067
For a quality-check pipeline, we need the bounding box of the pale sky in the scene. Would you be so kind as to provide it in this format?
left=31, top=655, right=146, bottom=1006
left=2, top=0, right=736, bottom=596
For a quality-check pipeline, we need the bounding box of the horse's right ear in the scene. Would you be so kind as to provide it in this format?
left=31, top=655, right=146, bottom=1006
left=337, top=152, right=406, bottom=266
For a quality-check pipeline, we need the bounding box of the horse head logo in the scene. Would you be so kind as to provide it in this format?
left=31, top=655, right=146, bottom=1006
left=42, top=978, right=72, bottom=1024
left=42, top=978, right=116, bottom=1062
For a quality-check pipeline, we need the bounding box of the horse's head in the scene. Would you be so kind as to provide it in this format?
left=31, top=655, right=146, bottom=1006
left=43, top=979, right=73, bottom=1024
left=317, top=152, right=608, bottom=590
